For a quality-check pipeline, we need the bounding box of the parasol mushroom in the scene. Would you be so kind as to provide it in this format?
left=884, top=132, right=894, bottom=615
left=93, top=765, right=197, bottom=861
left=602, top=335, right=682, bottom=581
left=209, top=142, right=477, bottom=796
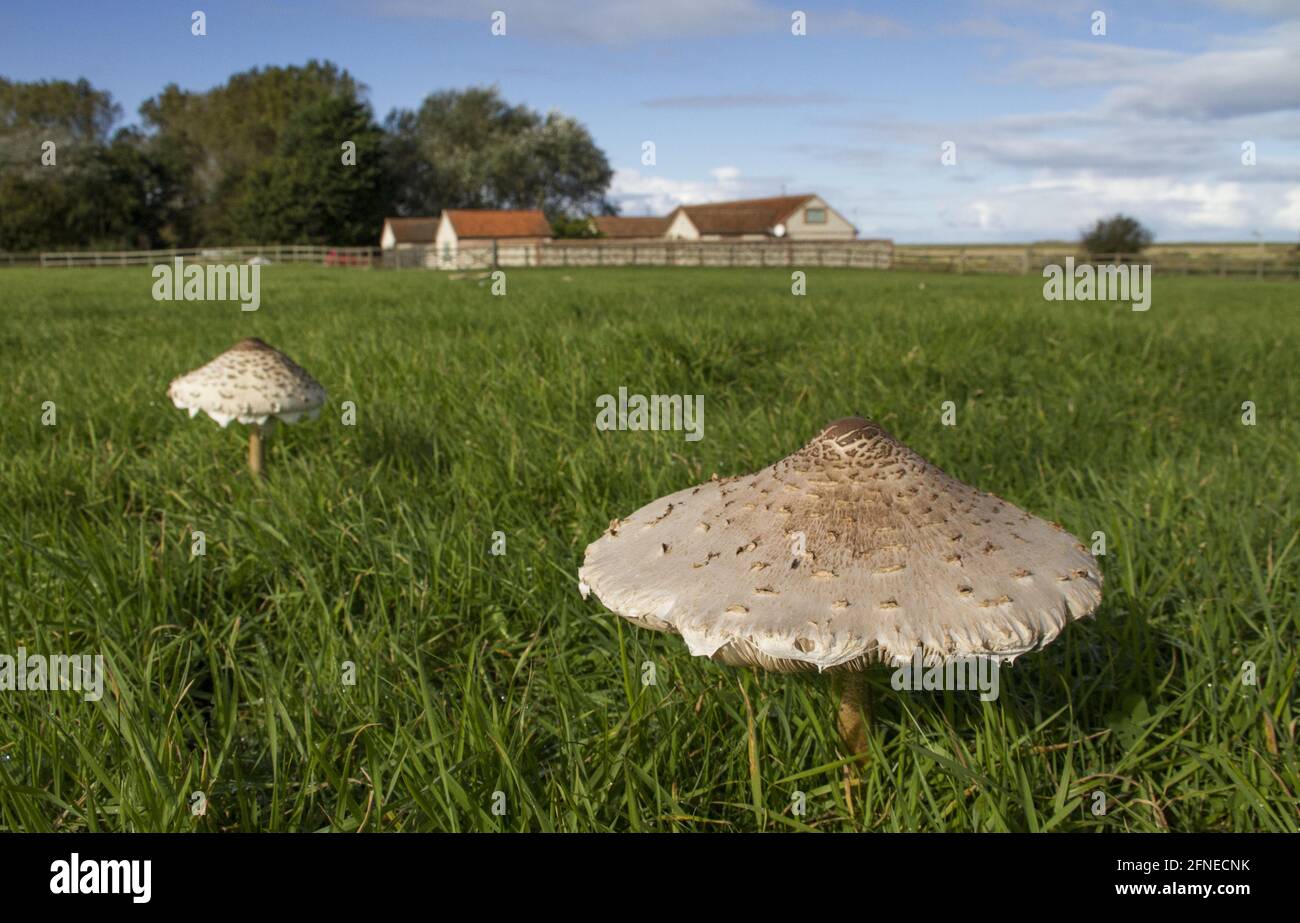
left=167, top=337, right=326, bottom=477
left=578, top=416, right=1102, bottom=754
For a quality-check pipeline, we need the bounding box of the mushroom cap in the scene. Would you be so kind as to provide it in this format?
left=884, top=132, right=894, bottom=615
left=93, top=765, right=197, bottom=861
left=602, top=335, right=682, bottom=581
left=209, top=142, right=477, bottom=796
left=167, top=337, right=326, bottom=428
left=578, top=417, right=1102, bottom=673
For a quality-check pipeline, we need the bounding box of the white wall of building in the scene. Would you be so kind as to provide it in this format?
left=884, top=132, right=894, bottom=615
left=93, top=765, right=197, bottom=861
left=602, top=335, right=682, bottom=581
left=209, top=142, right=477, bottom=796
left=782, top=196, right=856, bottom=240
left=664, top=210, right=699, bottom=240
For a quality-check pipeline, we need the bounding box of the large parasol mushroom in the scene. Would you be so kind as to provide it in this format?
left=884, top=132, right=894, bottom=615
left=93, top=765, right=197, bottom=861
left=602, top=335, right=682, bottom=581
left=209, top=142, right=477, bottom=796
left=579, top=417, right=1102, bottom=754
left=167, top=337, right=326, bottom=477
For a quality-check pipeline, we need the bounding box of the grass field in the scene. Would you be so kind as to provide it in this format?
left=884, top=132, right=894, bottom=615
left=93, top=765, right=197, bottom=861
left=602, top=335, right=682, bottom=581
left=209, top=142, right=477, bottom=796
left=0, top=265, right=1296, bottom=832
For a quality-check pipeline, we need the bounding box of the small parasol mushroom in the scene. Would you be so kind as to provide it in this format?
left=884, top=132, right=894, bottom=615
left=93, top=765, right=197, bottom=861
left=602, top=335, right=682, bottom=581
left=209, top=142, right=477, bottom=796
left=579, top=417, right=1102, bottom=754
left=167, top=337, right=326, bottom=477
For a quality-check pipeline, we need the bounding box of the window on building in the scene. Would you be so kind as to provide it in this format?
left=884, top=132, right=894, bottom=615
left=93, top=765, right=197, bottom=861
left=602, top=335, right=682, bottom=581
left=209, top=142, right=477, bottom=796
left=805, top=207, right=827, bottom=224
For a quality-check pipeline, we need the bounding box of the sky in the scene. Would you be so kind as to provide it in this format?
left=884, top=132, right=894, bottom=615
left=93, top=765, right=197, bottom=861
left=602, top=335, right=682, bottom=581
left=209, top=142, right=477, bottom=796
left=2, top=0, right=1298, bottom=242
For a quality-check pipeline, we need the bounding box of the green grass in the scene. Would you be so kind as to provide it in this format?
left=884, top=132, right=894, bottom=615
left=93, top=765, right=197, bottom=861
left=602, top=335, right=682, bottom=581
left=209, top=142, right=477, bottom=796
left=0, top=265, right=1296, bottom=832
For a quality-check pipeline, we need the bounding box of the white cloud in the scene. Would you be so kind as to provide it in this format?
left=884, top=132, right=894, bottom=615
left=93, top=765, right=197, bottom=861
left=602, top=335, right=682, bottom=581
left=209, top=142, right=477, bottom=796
left=937, top=200, right=1003, bottom=231
left=1013, top=23, right=1300, bottom=119
left=1105, top=45, right=1300, bottom=119
left=1276, top=188, right=1300, bottom=227
left=609, top=165, right=767, bottom=214
left=972, top=201, right=997, bottom=230
left=952, top=173, right=1257, bottom=237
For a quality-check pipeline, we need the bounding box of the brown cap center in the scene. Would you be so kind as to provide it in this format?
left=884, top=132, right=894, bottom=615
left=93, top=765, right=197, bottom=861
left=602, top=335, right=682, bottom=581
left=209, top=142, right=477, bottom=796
left=231, top=337, right=272, bottom=351
left=819, top=416, right=881, bottom=442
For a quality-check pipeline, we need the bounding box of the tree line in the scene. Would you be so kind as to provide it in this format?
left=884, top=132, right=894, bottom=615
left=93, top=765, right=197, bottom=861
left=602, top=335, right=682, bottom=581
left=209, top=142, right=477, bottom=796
left=0, top=61, right=615, bottom=251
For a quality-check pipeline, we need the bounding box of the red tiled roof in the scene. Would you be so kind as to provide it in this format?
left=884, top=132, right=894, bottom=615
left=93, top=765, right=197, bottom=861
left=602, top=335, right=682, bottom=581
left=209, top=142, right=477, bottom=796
left=592, top=216, right=672, bottom=238
left=384, top=217, right=438, bottom=244
left=675, top=195, right=816, bottom=236
left=444, top=209, right=552, bottom=239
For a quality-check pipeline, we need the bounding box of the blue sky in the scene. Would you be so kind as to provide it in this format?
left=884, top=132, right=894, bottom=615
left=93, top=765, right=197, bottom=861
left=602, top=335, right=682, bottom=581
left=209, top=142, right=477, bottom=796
left=2, top=0, right=1298, bottom=242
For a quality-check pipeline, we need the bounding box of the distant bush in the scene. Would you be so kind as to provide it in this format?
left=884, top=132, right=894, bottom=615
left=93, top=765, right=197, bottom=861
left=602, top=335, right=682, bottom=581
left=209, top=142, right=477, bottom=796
left=551, top=215, right=599, bottom=239
left=1081, top=214, right=1153, bottom=258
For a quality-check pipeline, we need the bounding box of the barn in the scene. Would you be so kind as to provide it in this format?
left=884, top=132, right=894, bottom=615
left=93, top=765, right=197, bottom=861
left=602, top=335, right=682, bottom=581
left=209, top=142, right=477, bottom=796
left=435, top=210, right=552, bottom=269
left=381, top=210, right=553, bottom=269
left=664, top=194, right=856, bottom=241
left=380, top=217, right=438, bottom=252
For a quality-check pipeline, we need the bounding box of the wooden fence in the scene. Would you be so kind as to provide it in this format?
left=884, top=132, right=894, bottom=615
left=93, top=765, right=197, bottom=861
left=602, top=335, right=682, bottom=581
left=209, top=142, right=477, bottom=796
left=384, top=239, right=896, bottom=271
left=3, top=241, right=1297, bottom=280
left=893, top=247, right=1300, bottom=281
left=540, top=239, right=895, bottom=269
left=0, top=245, right=379, bottom=269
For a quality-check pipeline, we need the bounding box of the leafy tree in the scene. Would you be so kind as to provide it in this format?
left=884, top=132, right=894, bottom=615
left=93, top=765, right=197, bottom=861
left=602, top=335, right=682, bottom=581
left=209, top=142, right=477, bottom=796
left=1081, top=214, right=1154, bottom=257
left=511, top=111, right=617, bottom=217
left=1, top=70, right=614, bottom=250
left=551, top=215, right=599, bottom=238
left=385, top=86, right=613, bottom=219
left=66, top=130, right=178, bottom=248
left=0, top=77, right=120, bottom=174
left=0, top=79, right=179, bottom=250
left=141, top=61, right=366, bottom=242
left=381, top=108, right=436, bottom=217
left=0, top=173, right=73, bottom=250
left=231, top=95, right=389, bottom=245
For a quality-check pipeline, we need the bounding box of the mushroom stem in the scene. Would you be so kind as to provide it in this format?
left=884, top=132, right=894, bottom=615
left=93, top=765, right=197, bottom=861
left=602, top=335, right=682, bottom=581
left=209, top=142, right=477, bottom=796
left=248, top=424, right=267, bottom=477
left=833, top=670, right=872, bottom=755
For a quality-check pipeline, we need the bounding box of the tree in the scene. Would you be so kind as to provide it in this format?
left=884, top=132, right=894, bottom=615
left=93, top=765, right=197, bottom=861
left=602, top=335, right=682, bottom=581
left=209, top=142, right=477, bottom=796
left=385, top=86, right=613, bottom=219
left=141, top=61, right=367, bottom=243
left=63, top=129, right=177, bottom=248
left=1, top=70, right=615, bottom=250
left=0, top=78, right=180, bottom=251
left=551, top=215, right=599, bottom=239
left=0, top=172, right=74, bottom=251
left=1081, top=214, right=1153, bottom=258
left=231, top=95, right=389, bottom=245
left=0, top=77, right=120, bottom=175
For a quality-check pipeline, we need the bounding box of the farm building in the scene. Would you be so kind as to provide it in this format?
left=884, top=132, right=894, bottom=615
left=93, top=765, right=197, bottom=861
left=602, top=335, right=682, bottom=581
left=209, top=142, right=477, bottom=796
left=664, top=194, right=856, bottom=241
left=379, top=196, right=860, bottom=268
left=380, top=217, right=439, bottom=251
left=435, top=210, right=552, bottom=269
left=381, top=210, right=553, bottom=268
left=590, top=215, right=672, bottom=239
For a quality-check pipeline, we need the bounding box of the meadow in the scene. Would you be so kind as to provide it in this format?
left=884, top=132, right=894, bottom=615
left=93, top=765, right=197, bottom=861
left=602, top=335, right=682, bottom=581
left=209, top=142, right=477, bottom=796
left=0, top=265, right=1296, bottom=832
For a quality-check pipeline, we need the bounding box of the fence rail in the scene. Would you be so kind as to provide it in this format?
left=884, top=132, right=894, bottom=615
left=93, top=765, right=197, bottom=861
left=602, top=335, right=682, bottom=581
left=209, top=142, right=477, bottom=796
left=2, top=241, right=1297, bottom=280
left=384, top=239, right=896, bottom=271
left=541, top=239, right=895, bottom=270
left=893, top=248, right=1300, bottom=281
left=0, top=245, right=380, bottom=269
